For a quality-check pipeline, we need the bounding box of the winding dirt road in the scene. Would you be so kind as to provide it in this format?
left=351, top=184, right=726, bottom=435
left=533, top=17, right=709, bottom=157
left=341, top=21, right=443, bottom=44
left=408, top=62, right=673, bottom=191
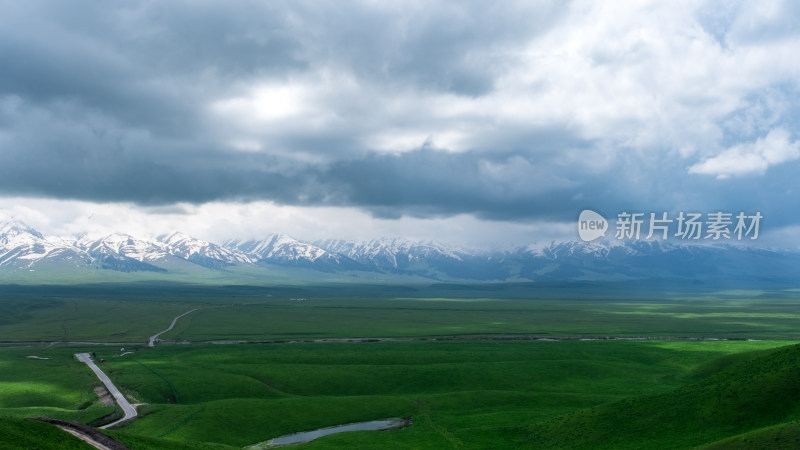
left=148, top=308, right=198, bottom=347
left=31, top=418, right=129, bottom=450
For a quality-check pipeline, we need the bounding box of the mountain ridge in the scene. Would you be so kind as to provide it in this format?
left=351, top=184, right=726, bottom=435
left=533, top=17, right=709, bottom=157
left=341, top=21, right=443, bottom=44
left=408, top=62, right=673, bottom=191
left=0, top=219, right=796, bottom=284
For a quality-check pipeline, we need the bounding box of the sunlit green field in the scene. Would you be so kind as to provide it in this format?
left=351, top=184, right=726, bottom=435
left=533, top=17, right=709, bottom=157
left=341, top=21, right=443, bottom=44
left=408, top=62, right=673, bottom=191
left=105, top=340, right=792, bottom=448
left=1, top=282, right=800, bottom=448
left=1, top=340, right=791, bottom=449
left=0, top=346, right=114, bottom=424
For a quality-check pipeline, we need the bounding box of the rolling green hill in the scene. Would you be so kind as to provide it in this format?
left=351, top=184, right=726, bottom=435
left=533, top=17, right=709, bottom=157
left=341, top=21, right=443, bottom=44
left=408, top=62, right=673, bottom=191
left=2, top=282, right=800, bottom=448
left=698, top=421, right=800, bottom=449
left=523, top=343, right=800, bottom=449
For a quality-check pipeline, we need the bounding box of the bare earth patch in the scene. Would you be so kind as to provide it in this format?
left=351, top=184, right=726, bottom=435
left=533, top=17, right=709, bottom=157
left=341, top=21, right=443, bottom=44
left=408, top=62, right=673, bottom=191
left=94, top=386, right=114, bottom=407
left=29, top=418, right=129, bottom=450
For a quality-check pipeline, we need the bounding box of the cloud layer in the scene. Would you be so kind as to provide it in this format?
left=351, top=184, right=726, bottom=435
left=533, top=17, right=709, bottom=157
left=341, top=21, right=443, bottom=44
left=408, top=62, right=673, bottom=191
left=689, top=128, right=800, bottom=178
left=2, top=0, right=799, bottom=240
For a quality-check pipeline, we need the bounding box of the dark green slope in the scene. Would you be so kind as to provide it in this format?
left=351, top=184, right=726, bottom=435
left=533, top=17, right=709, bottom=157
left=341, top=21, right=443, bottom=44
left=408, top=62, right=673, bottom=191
left=0, top=417, right=92, bottom=449
left=522, top=344, right=800, bottom=449
left=698, top=420, right=800, bottom=449
left=104, top=432, right=238, bottom=450
left=0, top=416, right=234, bottom=450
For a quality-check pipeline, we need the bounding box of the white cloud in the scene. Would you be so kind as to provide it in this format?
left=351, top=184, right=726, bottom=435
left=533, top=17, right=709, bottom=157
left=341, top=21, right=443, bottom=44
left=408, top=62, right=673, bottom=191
left=202, top=1, right=800, bottom=168
left=209, top=82, right=314, bottom=132
left=688, top=128, right=800, bottom=178
left=0, top=197, right=573, bottom=248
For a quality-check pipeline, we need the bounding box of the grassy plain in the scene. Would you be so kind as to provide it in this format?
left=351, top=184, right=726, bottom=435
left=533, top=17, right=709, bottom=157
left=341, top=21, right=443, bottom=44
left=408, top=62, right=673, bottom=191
left=100, top=340, right=790, bottom=448
left=2, top=282, right=800, bottom=344
left=0, top=282, right=799, bottom=448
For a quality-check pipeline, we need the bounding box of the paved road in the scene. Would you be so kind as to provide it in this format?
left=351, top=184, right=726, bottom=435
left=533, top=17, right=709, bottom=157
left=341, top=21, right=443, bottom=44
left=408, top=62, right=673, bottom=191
left=75, top=353, right=137, bottom=429
left=148, top=309, right=199, bottom=347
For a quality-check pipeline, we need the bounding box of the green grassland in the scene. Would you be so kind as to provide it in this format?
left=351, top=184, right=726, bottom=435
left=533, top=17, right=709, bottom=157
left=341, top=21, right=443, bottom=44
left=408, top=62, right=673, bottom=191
left=1, top=282, right=800, bottom=448
left=168, top=296, right=800, bottom=341
left=0, top=340, right=791, bottom=449
left=99, top=340, right=793, bottom=449
left=524, top=342, right=800, bottom=448
left=2, top=282, right=800, bottom=344
left=698, top=421, right=800, bottom=449
left=0, top=417, right=94, bottom=449
left=0, top=346, right=114, bottom=424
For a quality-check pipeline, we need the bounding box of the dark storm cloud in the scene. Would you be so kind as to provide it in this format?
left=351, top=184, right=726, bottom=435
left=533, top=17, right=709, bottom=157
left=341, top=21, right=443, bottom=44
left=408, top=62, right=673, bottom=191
left=0, top=1, right=572, bottom=209
left=0, top=1, right=556, bottom=130
left=0, top=106, right=593, bottom=217
left=322, top=148, right=587, bottom=220
left=2, top=0, right=799, bottom=227
left=0, top=1, right=306, bottom=137
left=286, top=1, right=567, bottom=96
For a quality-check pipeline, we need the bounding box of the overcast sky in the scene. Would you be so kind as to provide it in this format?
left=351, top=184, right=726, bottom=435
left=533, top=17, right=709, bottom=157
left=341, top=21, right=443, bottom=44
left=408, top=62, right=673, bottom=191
left=1, top=1, right=799, bottom=247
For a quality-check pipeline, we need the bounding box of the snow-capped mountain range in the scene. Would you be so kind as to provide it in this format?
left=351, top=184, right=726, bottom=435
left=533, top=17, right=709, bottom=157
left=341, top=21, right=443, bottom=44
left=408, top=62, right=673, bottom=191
left=0, top=219, right=797, bottom=284
left=0, top=221, right=92, bottom=268
left=313, top=238, right=465, bottom=271
left=225, top=235, right=359, bottom=270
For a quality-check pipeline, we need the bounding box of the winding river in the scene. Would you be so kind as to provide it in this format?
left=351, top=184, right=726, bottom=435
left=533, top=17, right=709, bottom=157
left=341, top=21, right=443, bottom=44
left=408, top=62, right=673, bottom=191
left=246, top=417, right=412, bottom=448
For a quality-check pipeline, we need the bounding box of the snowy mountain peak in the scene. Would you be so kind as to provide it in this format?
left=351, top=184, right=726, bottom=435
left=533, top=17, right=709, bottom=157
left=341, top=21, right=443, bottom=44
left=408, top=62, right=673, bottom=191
left=223, top=233, right=361, bottom=270
left=0, top=220, right=92, bottom=268
left=158, top=232, right=254, bottom=266
left=0, top=219, right=45, bottom=240
left=228, top=233, right=330, bottom=261
left=158, top=231, right=199, bottom=246
left=313, top=236, right=464, bottom=270
left=76, top=233, right=168, bottom=262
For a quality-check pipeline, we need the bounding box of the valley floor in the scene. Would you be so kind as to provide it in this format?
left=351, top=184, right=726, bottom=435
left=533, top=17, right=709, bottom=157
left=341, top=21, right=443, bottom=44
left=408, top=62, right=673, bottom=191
left=1, top=282, right=799, bottom=448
